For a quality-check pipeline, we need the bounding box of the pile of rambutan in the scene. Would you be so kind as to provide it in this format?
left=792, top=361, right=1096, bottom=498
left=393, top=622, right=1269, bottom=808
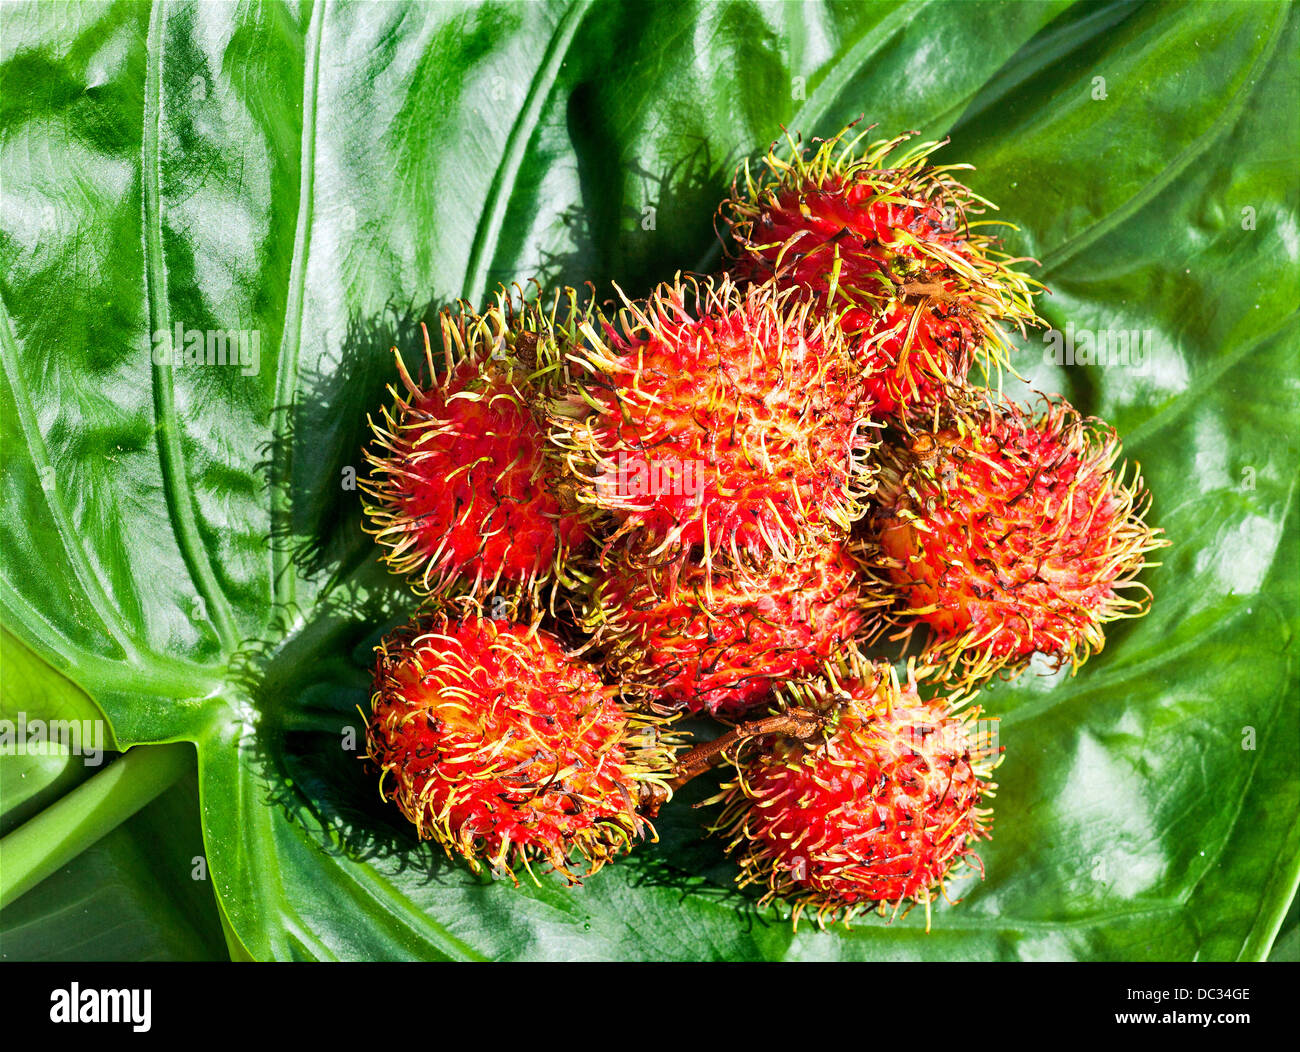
left=357, top=124, right=1167, bottom=930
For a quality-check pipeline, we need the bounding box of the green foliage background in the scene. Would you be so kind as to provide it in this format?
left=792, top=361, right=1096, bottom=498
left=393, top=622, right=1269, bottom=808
left=1, top=0, right=1297, bottom=961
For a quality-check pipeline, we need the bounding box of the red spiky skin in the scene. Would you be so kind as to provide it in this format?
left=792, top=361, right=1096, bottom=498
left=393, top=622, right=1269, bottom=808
left=731, top=181, right=978, bottom=416
left=592, top=543, right=878, bottom=718
left=873, top=396, right=1165, bottom=686
left=716, top=662, right=995, bottom=928
left=363, top=310, right=586, bottom=599
left=553, top=278, right=875, bottom=568
left=365, top=613, right=671, bottom=881
left=723, top=129, right=1041, bottom=418
left=845, top=301, right=978, bottom=417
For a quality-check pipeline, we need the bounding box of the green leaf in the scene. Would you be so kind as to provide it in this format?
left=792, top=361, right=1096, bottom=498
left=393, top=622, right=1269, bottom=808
left=1, top=628, right=105, bottom=835
left=0, top=771, right=228, bottom=962
left=0, top=631, right=225, bottom=959
left=1, top=0, right=1296, bottom=960
left=1269, top=892, right=1300, bottom=962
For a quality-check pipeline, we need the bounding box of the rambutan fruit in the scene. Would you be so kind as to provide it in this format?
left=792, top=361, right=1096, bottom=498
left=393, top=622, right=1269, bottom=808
left=364, top=609, right=677, bottom=882
left=868, top=394, right=1168, bottom=687
left=587, top=542, right=884, bottom=718
left=711, top=653, right=997, bottom=930
left=550, top=275, right=878, bottom=570
left=361, top=292, right=588, bottom=603
left=721, top=125, right=1042, bottom=417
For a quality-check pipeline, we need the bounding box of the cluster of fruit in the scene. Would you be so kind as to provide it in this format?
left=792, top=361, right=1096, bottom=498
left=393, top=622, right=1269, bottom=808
left=359, top=126, right=1166, bottom=929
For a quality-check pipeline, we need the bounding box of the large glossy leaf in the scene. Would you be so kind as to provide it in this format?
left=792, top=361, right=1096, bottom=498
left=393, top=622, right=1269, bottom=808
left=1, top=0, right=1296, bottom=961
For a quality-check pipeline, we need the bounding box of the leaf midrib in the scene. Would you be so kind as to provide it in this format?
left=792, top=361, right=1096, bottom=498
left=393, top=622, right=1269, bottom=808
left=142, top=0, right=239, bottom=654
left=269, top=0, right=327, bottom=618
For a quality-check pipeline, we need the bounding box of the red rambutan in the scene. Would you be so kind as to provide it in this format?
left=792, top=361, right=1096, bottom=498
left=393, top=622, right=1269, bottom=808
left=587, top=543, right=884, bottom=718
left=364, top=610, right=677, bottom=882
left=722, top=126, right=1042, bottom=417
left=361, top=293, right=587, bottom=602
left=869, top=394, right=1168, bottom=687
left=550, top=275, right=878, bottom=570
left=712, top=653, right=997, bottom=929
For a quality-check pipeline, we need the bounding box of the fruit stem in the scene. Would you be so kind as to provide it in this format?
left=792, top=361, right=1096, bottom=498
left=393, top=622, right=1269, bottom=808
left=899, top=281, right=953, bottom=301
left=638, top=707, right=825, bottom=816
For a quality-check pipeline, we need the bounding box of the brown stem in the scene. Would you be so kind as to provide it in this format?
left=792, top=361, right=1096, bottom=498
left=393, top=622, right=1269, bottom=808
left=512, top=331, right=539, bottom=370
left=636, top=708, right=826, bottom=817
left=899, top=281, right=954, bottom=301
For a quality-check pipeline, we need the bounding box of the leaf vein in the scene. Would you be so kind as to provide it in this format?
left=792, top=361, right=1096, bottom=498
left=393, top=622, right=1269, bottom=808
left=0, top=301, right=140, bottom=659
left=269, top=0, right=327, bottom=618
left=460, top=0, right=592, bottom=307
left=1038, top=3, right=1289, bottom=275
